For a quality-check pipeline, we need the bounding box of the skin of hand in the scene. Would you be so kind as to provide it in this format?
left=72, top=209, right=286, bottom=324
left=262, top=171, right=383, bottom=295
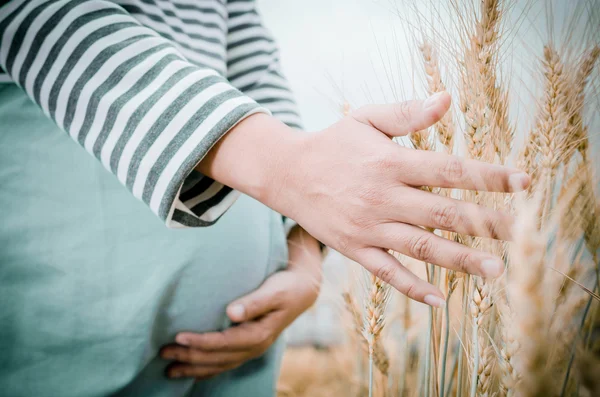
left=160, top=226, right=322, bottom=380
left=197, top=91, right=531, bottom=307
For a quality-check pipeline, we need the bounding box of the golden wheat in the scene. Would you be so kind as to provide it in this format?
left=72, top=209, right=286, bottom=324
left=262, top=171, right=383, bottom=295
left=277, top=1, right=599, bottom=396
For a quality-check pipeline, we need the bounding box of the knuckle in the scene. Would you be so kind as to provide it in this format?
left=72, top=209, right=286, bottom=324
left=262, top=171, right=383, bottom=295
left=212, top=333, right=228, bottom=350
left=374, top=263, right=397, bottom=285
left=440, top=158, right=465, bottom=183
left=271, top=287, right=287, bottom=306
left=483, top=216, right=502, bottom=239
left=453, top=251, right=473, bottom=273
left=244, top=300, right=259, bottom=316
left=371, top=150, right=398, bottom=173
left=177, top=350, right=191, bottom=362
left=407, top=234, right=435, bottom=262
left=396, top=101, right=412, bottom=122
left=334, top=229, right=353, bottom=254
left=404, top=282, right=417, bottom=299
left=254, top=328, right=272, bottom=347
left=359, top=186, right=386, bottom=207
left=430, top=204, right=458, bottom=229
left=351, top=105, right=375, bottom=125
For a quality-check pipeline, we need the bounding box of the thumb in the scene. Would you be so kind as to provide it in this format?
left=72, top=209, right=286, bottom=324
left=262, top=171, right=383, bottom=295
left=226, top=278, right=283, bottom=322
left=351, top=91, right=451, bottom=137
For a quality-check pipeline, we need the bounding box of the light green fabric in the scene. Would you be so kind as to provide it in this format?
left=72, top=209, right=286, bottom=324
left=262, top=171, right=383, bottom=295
left=0, top=84, right=288, bottom=397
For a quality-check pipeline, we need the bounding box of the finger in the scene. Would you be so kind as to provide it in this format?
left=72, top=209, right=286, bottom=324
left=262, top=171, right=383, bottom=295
left=166, top=363, right=237, bottom=379
left=398, top=149, right=531, bottom=192
left=226, top=277, right=284, bottom=323
left=394, top=187, right=514, bottom=240
left=352, top=91, right=451, bottom=137
left=160, top=345, right=254, bottom=366
left=351, top=247, right=445, bottom=308
left=175, top=319, right=275, bottom=352
left=372, top=223, right=505, bottom=278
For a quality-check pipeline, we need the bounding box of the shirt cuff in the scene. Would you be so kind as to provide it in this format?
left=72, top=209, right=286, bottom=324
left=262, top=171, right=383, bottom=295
left=159, top=105, right=269, bottom=228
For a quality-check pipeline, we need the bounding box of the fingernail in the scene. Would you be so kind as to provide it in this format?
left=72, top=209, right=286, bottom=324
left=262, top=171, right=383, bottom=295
left=175, top=335, right=190, bottom=346
left=162, top=351, right=174, bottom=359
left=228, top=304, right=245, bottom=320
left=424, top=294, right=446, bottom=308
left=424, top=91, right=444, bottom=109
left=509, top=172, right=530, bottom=191
left=481, top=258, right=504, bottom=278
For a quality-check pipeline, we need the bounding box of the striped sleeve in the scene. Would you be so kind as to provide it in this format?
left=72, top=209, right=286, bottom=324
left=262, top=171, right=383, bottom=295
left=0, top=0, right=269, bottom=228
left=225, top=0, right=304, bottom=234
left=225, top=0, right=303, bottom=130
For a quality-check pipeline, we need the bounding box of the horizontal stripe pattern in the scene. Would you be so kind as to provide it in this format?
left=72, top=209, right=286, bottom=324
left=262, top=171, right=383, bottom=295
left=225, top=1, right=303, bottom=129
left=0, top=0, right=302, bottom=228
left=0, top=0, right=305, bottom=228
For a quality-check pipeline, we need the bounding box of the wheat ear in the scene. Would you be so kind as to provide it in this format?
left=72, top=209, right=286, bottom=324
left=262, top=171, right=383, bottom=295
left=509, top=195, right=558, bottom=397
left=498, top=298, right=519, bottom=397
left=419, top=41, right=455, bottom=153
left=460, top=2, right=505, bottom=386
left=563, top=46, right=600, bottom=160
left=535, top=45, right=570, bottom=223
left=362, top=274, right=391, bottom=397
left=343, top=291, right=390, bottom=377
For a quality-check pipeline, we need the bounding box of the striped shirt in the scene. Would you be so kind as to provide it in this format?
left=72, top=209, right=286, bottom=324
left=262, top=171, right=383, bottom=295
left=0, top=0, right=302, bottom=228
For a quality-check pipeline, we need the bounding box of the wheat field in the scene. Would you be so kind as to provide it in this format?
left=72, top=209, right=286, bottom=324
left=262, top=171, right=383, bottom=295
left=277, top=0, right=600, bottom=396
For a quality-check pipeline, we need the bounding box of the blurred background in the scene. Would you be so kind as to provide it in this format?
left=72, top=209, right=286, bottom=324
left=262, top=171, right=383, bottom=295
left=255, top=0, right=600, bottom=346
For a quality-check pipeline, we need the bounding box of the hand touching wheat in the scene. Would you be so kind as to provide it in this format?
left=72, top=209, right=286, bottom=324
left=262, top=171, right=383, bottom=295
left=199, top=92, right=530, bottom=307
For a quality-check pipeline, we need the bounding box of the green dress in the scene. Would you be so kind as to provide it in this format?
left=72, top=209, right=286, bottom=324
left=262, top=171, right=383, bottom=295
left=0, top=83, right=288, bottom=396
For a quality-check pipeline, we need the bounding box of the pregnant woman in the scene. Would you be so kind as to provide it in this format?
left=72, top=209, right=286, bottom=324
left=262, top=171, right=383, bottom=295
left=0, top=1, right=530, bottom=396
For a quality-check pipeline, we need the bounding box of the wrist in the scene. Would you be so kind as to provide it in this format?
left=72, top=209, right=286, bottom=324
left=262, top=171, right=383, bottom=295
left=196, top=113, right=304, bottom=213
left=287, top=226, right=323, bottom=279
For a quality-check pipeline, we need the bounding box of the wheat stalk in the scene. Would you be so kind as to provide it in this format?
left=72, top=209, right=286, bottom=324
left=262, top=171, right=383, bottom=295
left=343, top=291, right=390, bottom=377
left=420, top=41, right=456, bottom=153
left=278, top=2, right=599, bottom=396
left=361, top=274, right=392, bottom=397
left=410, top=128, right=434, bottom=152
left=518, top=132, right=540, bottom=194
left=363, top=274, right=391, bottom=353
left=459, top=0, right=506, bottom=165
left=457, top=3, right=509, bottom=395
left=535, top=46, right=570, bottom=221
left=439, top=269, right=459, bottom=397
left=563, top=46, right=600, bottom=160
left=474, top=0, right=513, bottom=164
left=469, top=276, right=494, bottom=397
left=476, top=340, right=494, bottom=397
left=560, top=160, right=600, bottom=263
left=508, top=195, right=558, bottom=397
left=498, top=298, right=519, bottom=397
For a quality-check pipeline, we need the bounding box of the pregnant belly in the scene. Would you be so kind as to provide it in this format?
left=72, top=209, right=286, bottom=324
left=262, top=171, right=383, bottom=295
left=0, top=87, right=288, bottom=396
left=0, top=194, right=286, bottom=397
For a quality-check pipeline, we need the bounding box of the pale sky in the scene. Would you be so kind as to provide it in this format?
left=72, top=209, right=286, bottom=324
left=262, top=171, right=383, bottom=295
left=257, top=0, right=599, bottom=156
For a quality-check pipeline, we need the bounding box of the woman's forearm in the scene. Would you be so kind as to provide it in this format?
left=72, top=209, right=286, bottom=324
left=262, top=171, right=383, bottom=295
left=195, top=113, right=302, bottom=216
